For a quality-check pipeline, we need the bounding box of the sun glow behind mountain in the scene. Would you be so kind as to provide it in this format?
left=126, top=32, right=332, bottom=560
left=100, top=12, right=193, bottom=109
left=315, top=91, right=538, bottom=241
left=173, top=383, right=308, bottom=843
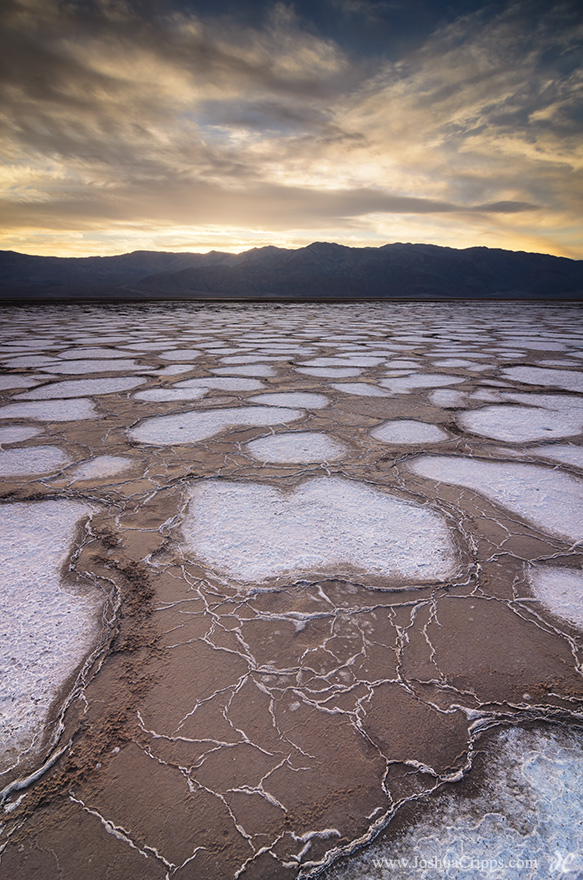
left=1, top=0, right=582, bottom=258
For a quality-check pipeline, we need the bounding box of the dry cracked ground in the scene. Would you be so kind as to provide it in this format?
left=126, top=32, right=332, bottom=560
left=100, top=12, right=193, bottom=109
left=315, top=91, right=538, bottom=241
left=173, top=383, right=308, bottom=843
left=0, top=301, right=582, bottom=879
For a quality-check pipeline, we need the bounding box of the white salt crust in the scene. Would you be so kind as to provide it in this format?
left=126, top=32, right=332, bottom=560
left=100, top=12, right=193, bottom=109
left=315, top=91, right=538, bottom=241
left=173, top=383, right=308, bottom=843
left=429, top=390, right=467, bottom=408
left=124, top=341, right=174, bottom=351
left=182, top=476, right=457, bottom=585
left=212, top=365, right=276, bottom=378
left=0, top=501, right=104, bottom=775
left=409, top=455, right=583, bottom=544
left=529, top=444, right=583, bottom=468
left=331, top=383, right=388, bottom=397
left=372, top=420, right=450, bottom=445
left=248, top=392, right=328, bottom=409
left=328, top=726, right=583, bottom=880
left=134, top=387, right=207, bottom=403
left=40, top=358, right=145, bottom=375
left=503, top=366, right=583, bottom=393
left=17, top=377, right=145, bottom=400
left=58, top=347, right=132, bottom=359
left=0, top=399, right=97, bottom=421
left=0, top=376, right=39, bottom=391
left=246, top=432, right=347, bottom=463
left=156, top=364, right=193, bottom=376
left=158, top=349, right=202, bottom=361
left=68, top=456, right=132, bottom=481
left=296, top=367, right=363, bottom=378
left=380, top=375, right=465, bottom=393
left=176, top=377, right=264, bottom=392
left=0, top=446, right=70, bottom=477
left=528, top=564, right=583, bottom=630
left=458, top=401, right=583, bottom=443
left=301, top=356, right=383, bottom=367
left=129, top=406, right=304, bottom=445
left=0, top=426, right=42, bottom=444
left=219, top=355, right=283, bottom=364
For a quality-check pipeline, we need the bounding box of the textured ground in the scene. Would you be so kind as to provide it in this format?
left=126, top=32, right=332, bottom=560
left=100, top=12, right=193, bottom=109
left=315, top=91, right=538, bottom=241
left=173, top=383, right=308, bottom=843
left=0, top=301, right=582, bottom=879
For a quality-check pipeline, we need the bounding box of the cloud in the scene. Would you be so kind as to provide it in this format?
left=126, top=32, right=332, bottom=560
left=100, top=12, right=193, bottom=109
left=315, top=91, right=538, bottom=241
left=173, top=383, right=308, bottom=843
left=0, top=0, right=580, bottom=256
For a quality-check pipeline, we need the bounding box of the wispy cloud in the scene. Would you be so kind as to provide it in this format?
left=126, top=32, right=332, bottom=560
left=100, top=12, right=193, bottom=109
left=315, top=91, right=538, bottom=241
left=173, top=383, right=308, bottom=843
left=0, top=0, right=580, bottom=255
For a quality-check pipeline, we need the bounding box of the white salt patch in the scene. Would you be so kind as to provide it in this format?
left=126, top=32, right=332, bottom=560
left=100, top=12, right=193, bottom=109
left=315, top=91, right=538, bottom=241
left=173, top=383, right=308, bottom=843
left=331, top=383, right=387, bottom=397
left=124, top=341, right=173, bottom=351
left=328, top=726, right=583, bottom=880
left=247, top=432, right=347, bottom=463
left=505, top=339, right=568, bottom=351
left=429, top=390, right=467, bottom=408
left=503, top=366, right=583, bottom=393
left=384, top=359, right=420, bottom=369
left=219, top=355, right=282, bottom=364
left=129, top=406, right=303, bottom=445
left=459, top=404, right=583, bottom=442
left=248, top=393, right=328, bottom=409
left=296, top=367, right=363, bottom=378
left=69, top=456, right=132, bottom=481
left=39, top=358, right=145, bottom=375
left=380, top=375, right=465, bottom=394
left=58, top=347, right=132, bottom=359
left=0, top=399, right=97, bottom=421
left=134, top=387, right=207, bottom=402
left=159, top=349, right=202, bottom=361
left=0, top=501, right=104, bottom=775
left=17, top=377, right=145, bottom=400
left=212, top=365, right=276, bottom=378
left=372, top=420, right=450, bottom=444
left=529, top=444, right=583, bottom=468
left=2, top=356, right=57, bottom=368
left=156, top=364, right=192, bottom=376
left=432, top=358, right=487, bottom=368
left=528, top=564, right=583, bottom=629
left=182, top=476, right=457, bottom=585
left=176, top=377, right=264, bottom=392
left=301, top=357, right=383, bottom=367
left=0, top=446, right=70, bottom=476
left=0, top=426, right=42, bottom=444
left=0, top=376, right=39, bottom=391
left=409, top=455, right=583, bottom=544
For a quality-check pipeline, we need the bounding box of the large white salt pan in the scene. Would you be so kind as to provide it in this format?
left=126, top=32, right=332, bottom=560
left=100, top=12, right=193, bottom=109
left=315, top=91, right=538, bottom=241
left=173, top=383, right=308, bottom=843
left=247, top=432, right=347, bottom=463
left=0, top=399, right=97, bottom=421
left=69, top=456, right=132, bottom=481
left=0, top=376, right=39, bottom=391
left=182, top=476, right=457, bottom=585
left=329, top=726, right=583, bottom=880
left=372, top=420, right=450, bottom=445
left=503, top=366, right=583, bottom=392
left=159, top=349, right=202, bottom=361
left=40, top=359, right=144, bottom=375
left=17, top=377, right=145, bottom=399
left=409, top=455, right=583, bottom=544
left=176, top=377, right=264, bottom=392
left=0, top=446, right=70, bottom=476
left=459, top=404, right=583, bottom=442
left=212, top=365, right=276, bottom=377
left=528, top=564, right=583, bottom=629
left=248, top=392, right=328, bottom=409
left=429, top=390, right=467, bottom=408
left=0, top=426, right=42, bottom=444
left=0, top=501, right=104, bottom=775
left=530, top=444, right=583, bottom=468
left=331, top=382, right=387, bottom=397
left=129, top=406, right=303, bottom=444
left=296, top=367, right=363, bottom=378
left=134, top=387, right=207, bottom=402
left=380, top=374, right=465, bottom=394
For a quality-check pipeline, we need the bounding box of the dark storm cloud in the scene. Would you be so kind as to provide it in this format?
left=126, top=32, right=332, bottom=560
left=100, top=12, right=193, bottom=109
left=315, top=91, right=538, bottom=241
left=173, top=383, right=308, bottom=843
left=0, top=0, right=581, bottom=255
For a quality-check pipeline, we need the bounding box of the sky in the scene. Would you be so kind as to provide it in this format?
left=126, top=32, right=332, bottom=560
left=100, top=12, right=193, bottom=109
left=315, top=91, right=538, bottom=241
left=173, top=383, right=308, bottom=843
left=1, top=0, right=582, bottom=258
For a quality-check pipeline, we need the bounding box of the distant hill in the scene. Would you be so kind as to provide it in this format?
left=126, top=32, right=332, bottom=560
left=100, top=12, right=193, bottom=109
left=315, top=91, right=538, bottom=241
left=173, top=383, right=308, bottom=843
left=0, top=242, right=581, bottom=301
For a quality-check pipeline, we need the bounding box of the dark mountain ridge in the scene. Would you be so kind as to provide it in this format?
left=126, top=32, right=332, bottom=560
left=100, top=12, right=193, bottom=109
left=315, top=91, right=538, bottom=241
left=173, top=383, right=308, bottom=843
left=0, top=242, right=581, bottom=301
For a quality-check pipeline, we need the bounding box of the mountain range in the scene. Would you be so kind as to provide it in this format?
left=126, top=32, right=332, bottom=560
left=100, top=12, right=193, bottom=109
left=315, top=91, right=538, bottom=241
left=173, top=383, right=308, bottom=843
left=0, top=242, right=582, bottom=301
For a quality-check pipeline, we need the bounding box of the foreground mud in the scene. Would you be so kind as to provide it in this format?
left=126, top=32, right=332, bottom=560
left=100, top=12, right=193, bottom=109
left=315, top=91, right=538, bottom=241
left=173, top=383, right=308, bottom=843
left=0, top=301, right=582, bottom=878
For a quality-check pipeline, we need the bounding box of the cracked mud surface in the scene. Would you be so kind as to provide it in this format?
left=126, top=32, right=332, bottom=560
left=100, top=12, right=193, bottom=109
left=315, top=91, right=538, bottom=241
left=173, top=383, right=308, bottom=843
left=0, top=301, right=582, bottom=878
